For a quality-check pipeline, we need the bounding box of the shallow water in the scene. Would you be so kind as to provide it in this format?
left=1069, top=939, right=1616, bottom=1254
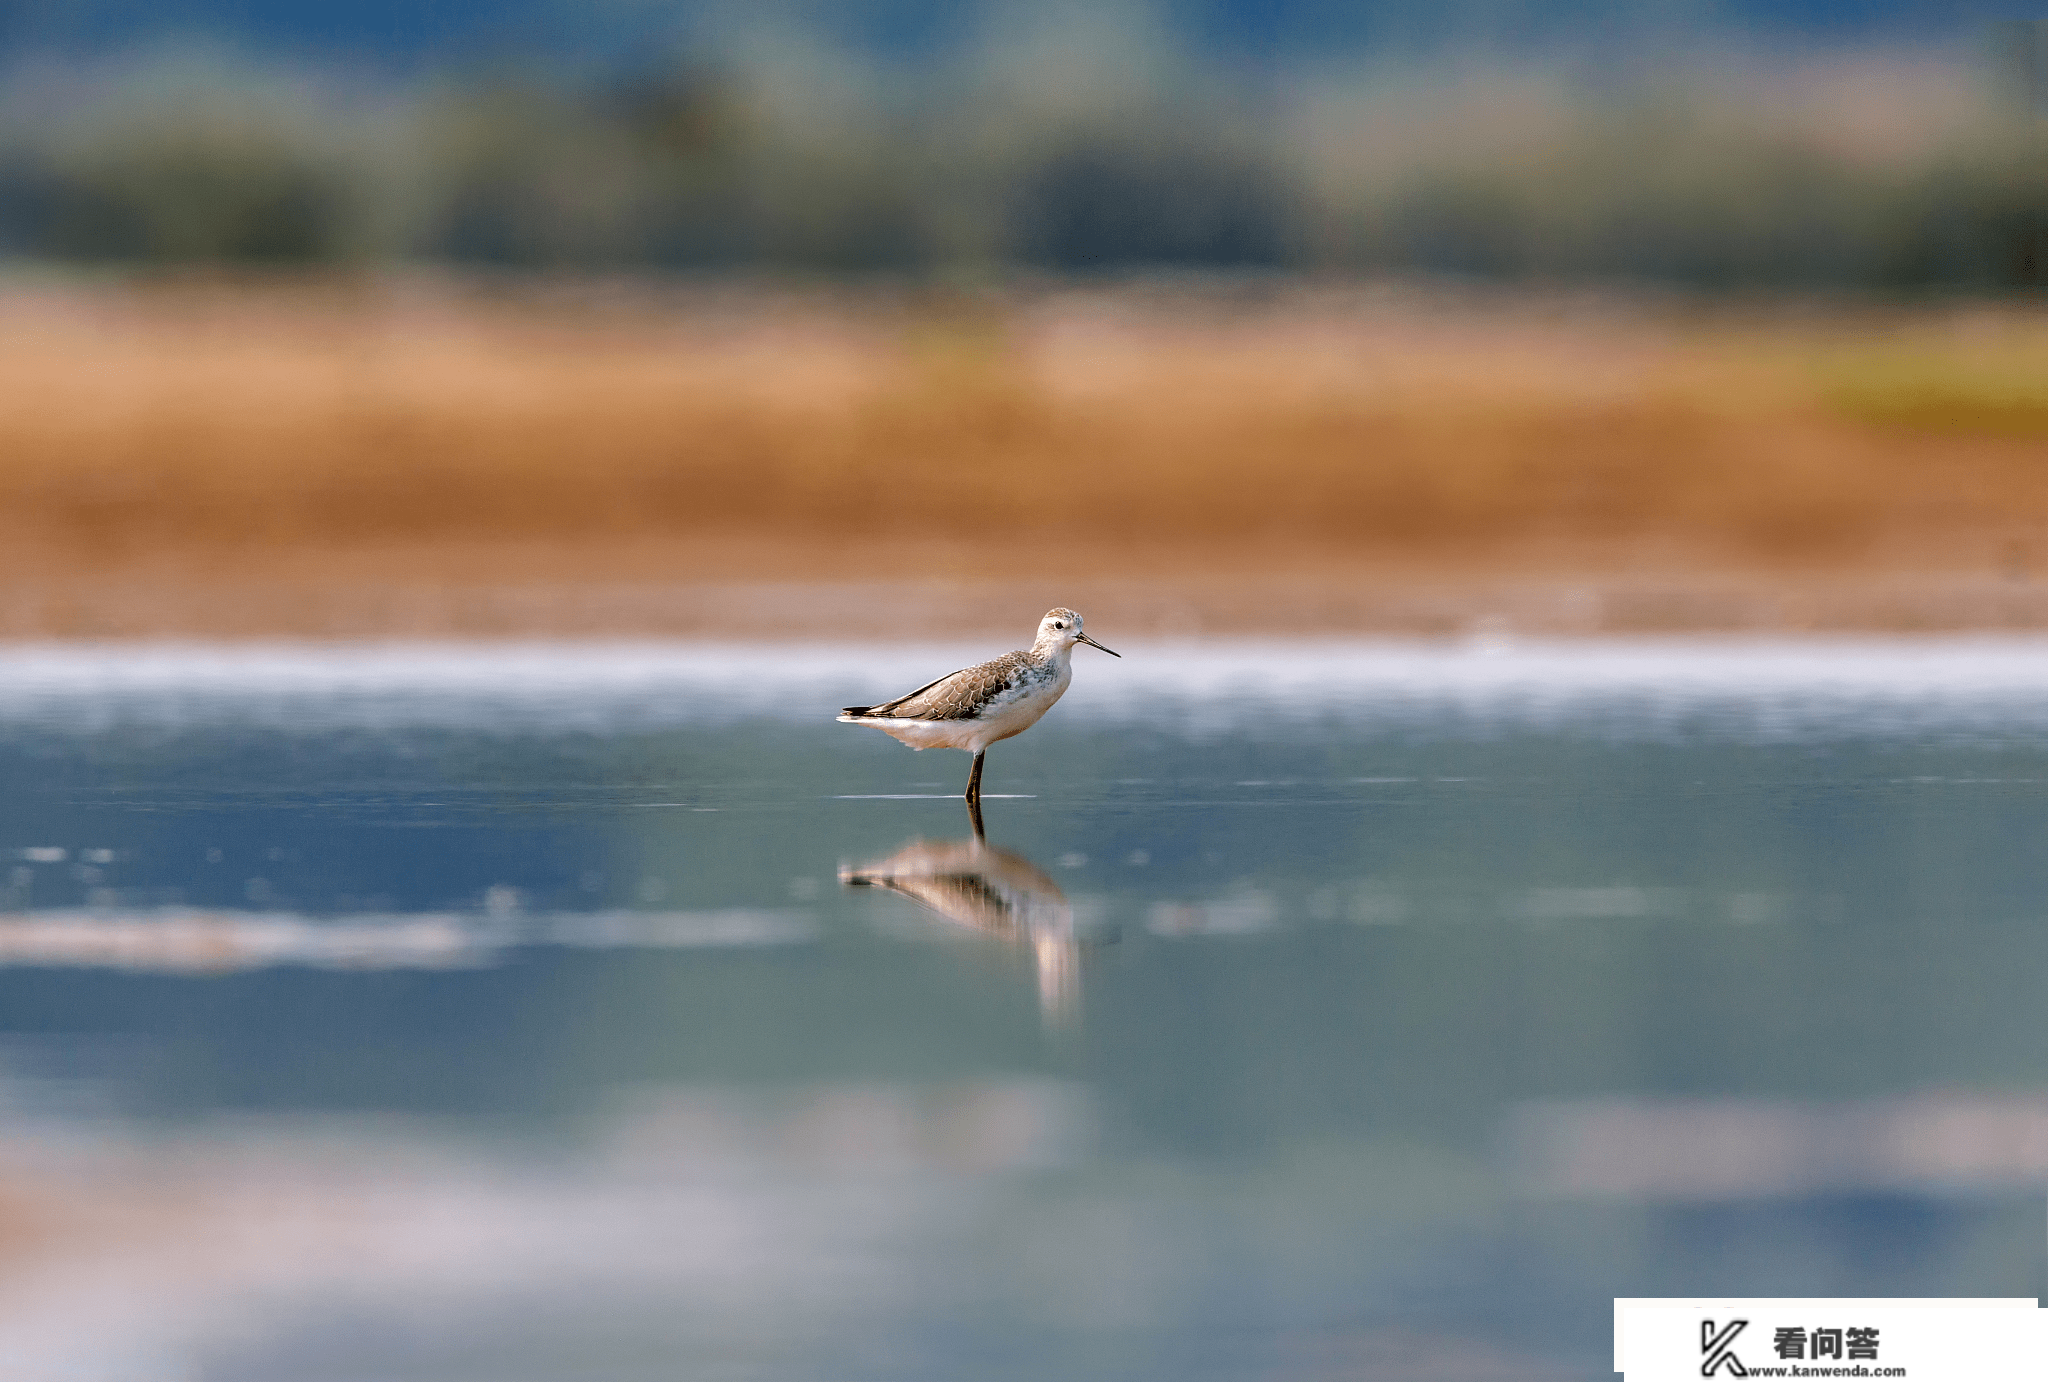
left=3, top=638, right=2048, bottom=1381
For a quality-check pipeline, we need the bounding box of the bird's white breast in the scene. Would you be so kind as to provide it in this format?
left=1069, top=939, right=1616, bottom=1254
left=969, top=661, right=1071, bottom=748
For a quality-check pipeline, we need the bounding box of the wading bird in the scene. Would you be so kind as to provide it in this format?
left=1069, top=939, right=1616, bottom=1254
left=837, top=607, right=1120, bottom=806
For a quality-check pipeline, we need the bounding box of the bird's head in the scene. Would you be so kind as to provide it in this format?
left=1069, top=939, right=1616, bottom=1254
left=1037, top=608, right=1119, bottom=657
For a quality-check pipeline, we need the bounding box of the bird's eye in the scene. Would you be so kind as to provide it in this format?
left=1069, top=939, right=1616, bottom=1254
left=1053, top=621, right=1065, bottom=629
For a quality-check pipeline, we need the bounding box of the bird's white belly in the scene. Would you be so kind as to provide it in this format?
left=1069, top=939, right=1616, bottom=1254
left=970, top=677, right=1068, bottom=747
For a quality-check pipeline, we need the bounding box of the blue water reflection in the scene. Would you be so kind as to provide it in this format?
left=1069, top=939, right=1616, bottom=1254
left=0, top=640, right=2045, bottom=1380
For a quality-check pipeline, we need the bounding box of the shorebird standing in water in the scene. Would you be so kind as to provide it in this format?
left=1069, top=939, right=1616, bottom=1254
left=837, top=607, right=1120, bottom=806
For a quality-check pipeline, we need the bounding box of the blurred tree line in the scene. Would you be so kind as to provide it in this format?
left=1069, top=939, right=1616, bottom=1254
left=2, top=24, right=2046, bottom=288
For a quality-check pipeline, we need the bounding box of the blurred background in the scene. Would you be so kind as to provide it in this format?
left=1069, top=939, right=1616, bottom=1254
left=9, top=8, right=2048, bottom=1379
left=2, top=0, right=2048, bottom=636
left=3, top=0, right=2046, bottom=284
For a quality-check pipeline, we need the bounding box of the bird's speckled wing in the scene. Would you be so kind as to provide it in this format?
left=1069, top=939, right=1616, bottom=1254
left=868, top=650, right=1032, bottom=721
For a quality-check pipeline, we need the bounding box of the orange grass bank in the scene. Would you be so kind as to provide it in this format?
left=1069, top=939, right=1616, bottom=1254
left=4, top=276, right=2048, bottom=636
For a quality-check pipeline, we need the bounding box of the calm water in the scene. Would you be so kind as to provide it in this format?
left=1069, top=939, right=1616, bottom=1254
left=4, top=639, right=2048, bottom=1381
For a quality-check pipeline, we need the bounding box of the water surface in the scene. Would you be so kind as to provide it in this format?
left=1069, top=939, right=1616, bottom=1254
left=3, top=638, right=2047, bottom=1381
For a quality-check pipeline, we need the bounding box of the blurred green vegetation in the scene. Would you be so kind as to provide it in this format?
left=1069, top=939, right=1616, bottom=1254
left=1, top=36, right=2046, bottom=287
left=1818, top=347, right=2048, bottom=436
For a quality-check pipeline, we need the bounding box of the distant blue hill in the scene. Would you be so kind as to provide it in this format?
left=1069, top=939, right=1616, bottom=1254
left=3, top=0, right=2043, bottom=70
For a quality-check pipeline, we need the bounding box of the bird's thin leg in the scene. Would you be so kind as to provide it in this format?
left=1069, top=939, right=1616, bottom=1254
left=965, top=750, right=986, bottom=806
left=966, top=793, right=986, bottom=843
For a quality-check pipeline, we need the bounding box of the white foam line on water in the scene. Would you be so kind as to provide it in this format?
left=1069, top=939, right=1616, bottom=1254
left=0, top=907, right=821, bottom=973
left=5, top=636, right=2048, bottom=736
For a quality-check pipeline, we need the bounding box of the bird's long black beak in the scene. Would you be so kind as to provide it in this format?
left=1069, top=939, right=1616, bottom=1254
left=1078, top=632, right=1120, bottom=657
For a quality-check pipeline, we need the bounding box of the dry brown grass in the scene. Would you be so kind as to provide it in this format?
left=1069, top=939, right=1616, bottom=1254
left=5, top=276, right=2048, bottom=634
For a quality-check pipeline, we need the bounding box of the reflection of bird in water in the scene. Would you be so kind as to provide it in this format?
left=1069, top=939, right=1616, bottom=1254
left=837, top=608, right=1119, bottom=806
left=841, top=827, right=1088, bottom=1028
